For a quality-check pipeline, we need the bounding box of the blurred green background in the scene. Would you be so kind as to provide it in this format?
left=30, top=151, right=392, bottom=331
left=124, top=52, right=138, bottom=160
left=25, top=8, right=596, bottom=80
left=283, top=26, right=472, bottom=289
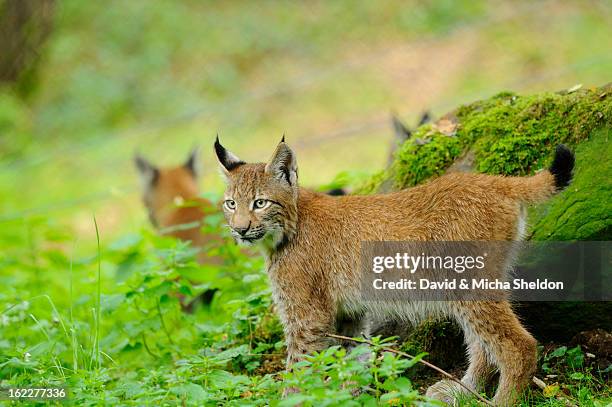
left=1, top=0, right=611, bottom=240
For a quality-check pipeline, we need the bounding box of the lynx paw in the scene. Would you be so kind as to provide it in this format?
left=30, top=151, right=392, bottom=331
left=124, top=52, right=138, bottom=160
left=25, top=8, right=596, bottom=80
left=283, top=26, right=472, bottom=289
left=425, top=379, right=465, bottom=406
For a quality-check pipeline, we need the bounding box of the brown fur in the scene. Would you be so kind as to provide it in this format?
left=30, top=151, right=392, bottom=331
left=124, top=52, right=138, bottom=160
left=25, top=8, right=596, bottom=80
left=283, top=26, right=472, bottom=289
left=135, top=151, right=220, bottom=263
left=135, top=151, right=222, bottom=312
left=215, top=138, right=573, bottom=406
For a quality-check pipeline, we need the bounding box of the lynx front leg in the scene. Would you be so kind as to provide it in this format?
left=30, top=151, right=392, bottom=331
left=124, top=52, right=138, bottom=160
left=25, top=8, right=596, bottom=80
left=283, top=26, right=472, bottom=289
left=278, top=299, right=337, bottom=368
left=276, top=295, right=337, bottom=398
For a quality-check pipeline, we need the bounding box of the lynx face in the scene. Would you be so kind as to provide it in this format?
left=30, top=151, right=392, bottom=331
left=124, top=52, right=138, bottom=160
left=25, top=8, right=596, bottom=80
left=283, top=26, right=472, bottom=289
left=214, top=137, right=298, bottom=247
left=134, top=149, right=200, bottom=228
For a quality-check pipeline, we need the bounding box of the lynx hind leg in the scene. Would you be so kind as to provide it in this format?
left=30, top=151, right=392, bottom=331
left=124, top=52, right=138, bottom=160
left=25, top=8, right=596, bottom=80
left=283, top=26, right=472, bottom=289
left=462, top=336, right=497, bottom=392
left=426, top=338, right=497, bottom=405
left=457, top=302, right=536, bottom=406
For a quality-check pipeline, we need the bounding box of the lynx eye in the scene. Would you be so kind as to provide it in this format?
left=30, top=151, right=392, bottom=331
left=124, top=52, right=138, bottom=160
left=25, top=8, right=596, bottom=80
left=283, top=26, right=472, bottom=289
left=224, top=199, right=236, bottom=210
left=253, top=199, right=268, bottom=210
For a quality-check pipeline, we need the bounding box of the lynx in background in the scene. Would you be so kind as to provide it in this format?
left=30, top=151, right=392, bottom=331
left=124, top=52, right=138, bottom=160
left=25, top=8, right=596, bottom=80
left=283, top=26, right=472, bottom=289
left=388, top=111, right=431, bottom=165
left=134, top=149, right=220, bottom=310
left=214, top=136, right=574, bottom=406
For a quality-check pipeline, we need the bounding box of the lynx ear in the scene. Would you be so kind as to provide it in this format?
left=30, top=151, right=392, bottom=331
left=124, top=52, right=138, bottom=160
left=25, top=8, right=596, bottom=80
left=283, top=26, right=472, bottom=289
left=265, top=137, right=298, bottom=186
left=184, top=146, right=201, bottom=178
left=214, top=136, right=244, bottom=175
left=134, top=153, right=159, bottom=187
left=391, top=113, right=411, bottom=141
left=418, top=111, right=432, bottom=126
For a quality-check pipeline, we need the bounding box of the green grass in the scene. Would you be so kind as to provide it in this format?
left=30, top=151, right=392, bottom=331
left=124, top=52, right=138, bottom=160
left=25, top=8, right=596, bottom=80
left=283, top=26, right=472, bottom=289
left=0, top=217, right=609, bottom=405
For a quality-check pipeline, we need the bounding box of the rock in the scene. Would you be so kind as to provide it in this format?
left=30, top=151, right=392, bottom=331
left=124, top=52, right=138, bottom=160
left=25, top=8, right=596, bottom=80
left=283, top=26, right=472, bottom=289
left=359, top=84, right=612, bottom=355
left=570, top=329, right=612, bottom=370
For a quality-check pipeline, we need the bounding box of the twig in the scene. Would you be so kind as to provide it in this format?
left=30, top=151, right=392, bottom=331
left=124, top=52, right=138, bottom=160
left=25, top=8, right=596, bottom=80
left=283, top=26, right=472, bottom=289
left=326, top=333, right=494, bottom=407
left=156, top=298, right=175, bottom=346
left=532, top=377, right=577, bottom=407
left=141, top=333, right=159, bottom=358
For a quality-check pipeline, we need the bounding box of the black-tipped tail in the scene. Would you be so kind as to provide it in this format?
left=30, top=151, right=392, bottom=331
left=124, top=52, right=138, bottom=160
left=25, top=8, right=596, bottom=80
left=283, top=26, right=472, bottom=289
left=326, top=188, right=346, bottom=196
left=549, top=144, right=575, bottom=190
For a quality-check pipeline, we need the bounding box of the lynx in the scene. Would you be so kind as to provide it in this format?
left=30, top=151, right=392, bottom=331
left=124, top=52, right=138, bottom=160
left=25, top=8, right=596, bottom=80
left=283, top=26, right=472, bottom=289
left=388, top=111, right=431, bottom=165
left=214, top=136, right=574, bottom=405
left=135, top=149, right=220, bottom=310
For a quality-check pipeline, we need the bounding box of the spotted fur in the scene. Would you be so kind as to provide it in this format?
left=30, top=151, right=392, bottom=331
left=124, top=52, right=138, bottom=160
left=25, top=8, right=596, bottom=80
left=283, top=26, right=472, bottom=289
left=215, top=138, right=574, bottom=406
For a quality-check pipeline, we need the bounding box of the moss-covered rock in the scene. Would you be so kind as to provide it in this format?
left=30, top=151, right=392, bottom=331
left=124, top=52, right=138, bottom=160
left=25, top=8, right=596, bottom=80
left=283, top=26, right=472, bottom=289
left=529, top=128, right=611, bottom=240
left=362, top=83, right=612, bottom=194
left=362, top=83, right=612, bottom=242
left=360, top=84, right=612, bottom=352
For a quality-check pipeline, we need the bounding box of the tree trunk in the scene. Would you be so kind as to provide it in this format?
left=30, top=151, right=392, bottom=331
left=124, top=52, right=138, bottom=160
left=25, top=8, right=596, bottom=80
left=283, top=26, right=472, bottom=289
left=0, top=0, right=55, bottom=94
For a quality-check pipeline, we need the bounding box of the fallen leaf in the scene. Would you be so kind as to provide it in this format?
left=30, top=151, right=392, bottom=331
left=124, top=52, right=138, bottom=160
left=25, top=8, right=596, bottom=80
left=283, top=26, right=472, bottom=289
left=543, top=384, right=560, bottom=398
left=431, top=118, right=459, bottom=137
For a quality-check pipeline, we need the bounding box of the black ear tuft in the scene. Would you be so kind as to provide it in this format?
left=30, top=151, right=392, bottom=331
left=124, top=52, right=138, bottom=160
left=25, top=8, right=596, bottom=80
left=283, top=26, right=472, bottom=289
left=549, top=144, right=575, bottom=190
left=214, top=135, right=223, bottom=161
left=184, top=146, right=200, bottom=177
left=418, top=111, right=432, bottom=126
left=214, top=136, right=245, bottom=172
left=134, top=154, right=159, bottom=185
left=391, top=114, right=412, bottom=140
left=265, top=142, right=297, bottom=186
left=281, top=134, right=286, bottom=143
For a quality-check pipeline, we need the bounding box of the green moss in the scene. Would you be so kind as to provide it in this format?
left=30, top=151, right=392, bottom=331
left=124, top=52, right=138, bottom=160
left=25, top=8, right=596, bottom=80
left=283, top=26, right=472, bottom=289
left=392, top=125, right=465, bottom=187
left=465, top=87, right=612, bottom=176
left=356, top=169, right=388, bottom=195
left=529, top=128, right=611, bottom=240
left=359, top=86, right=612, bottom=360
left=365, top=84, right=612, bottom=192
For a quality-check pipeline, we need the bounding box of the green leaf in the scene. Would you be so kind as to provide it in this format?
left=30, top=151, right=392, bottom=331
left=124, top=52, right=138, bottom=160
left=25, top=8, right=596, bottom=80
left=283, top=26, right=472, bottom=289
left=109, top=234, right=142, bottom=251
left=207, top=369, right=250, bottom=390
left=380, top=391, right=402, bottom=404
left=170, top=383, right=209, bottom=402
left=566, top=346, right=584, bottom=368
left=570, top=372, right=585, bottom=380
left=278, top=393, right=311, bottom=407
left=100, top=293, right=125, bottom=313
left=548, top=346, right=567, bottom=359
left=394, top=377, right=413, bottom=392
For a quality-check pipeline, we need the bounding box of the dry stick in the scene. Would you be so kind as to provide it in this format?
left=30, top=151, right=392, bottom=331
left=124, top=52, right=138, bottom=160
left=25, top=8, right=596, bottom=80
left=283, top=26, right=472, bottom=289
left=326, top=333, right=494, bottom=407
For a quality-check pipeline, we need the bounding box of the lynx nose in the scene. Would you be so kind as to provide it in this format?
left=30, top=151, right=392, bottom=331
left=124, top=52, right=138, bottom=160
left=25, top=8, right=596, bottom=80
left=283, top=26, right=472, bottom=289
left=233, top=223, right=251, bottom=236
